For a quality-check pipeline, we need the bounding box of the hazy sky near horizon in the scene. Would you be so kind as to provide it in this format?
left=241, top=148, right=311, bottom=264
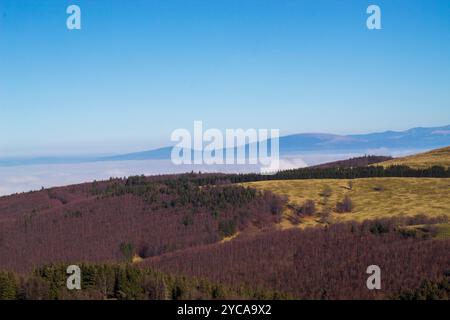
left=0, top=0, right=449, bottom=156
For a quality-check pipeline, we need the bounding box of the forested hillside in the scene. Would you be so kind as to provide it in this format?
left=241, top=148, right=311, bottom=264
left=0, top=174, right=283, bottom=273
left=1, top=160, right=450, bottom=300
left=142, top=216, right=450, bottom=299
left=311, top=155, right=393, bottom=169
left=0, top=263, right=287, bottom=300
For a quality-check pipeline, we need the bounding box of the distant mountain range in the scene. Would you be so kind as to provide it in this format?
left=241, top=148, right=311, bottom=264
left=100, top=125, right=450, bottom=161
left=1, top=125, right=450, bottom=167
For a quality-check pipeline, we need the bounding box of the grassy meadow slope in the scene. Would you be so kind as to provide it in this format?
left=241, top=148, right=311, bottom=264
left=243, top=178, right=450, bottom=228
left=376, top=146, right=450, bottom=169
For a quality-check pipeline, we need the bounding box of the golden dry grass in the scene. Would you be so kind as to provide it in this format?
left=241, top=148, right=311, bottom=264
left=243, top=178, right=450, bottom=228
left=434, top=223, right=450, bottom=240
left=132, top=255, right=144, bottom=264
left=376, top=146, right=450, bottom=169
left=220, top=232, right=241, bottom=243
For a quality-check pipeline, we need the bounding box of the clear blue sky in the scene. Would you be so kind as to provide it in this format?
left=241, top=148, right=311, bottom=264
left=0, top=0, right=449, bottom=156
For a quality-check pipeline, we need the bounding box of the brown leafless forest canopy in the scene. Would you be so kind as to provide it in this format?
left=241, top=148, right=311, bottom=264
left=0, top=174, right=282, bottom=273
left=0, top=171, right=449, bottom=299
left=142, top=217, right=450, bottom=299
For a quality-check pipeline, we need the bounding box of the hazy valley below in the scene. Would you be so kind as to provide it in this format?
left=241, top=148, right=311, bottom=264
left=0, top=150, right=423, bottom=196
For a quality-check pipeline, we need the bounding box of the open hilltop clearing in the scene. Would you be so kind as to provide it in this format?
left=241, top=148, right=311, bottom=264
left=242, top=178, right=450, bottom=228
left=376, top=146, right=450, bottom=169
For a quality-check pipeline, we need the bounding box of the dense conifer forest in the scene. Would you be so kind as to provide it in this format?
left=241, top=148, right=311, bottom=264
left=0, top=263, right=289, bottom=300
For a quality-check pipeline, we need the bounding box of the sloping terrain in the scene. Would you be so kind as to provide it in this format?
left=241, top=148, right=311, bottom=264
left=243, top=178, right=450, bottom=228
left=1, top=166, right=450, bottom=299
left=0, top=174, right=283, bottom=273
left=377, top=146, right=450, bottom=169
left=311, top=155, right=393, bottom=169
left=141, top=218, right=450, bottom=299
